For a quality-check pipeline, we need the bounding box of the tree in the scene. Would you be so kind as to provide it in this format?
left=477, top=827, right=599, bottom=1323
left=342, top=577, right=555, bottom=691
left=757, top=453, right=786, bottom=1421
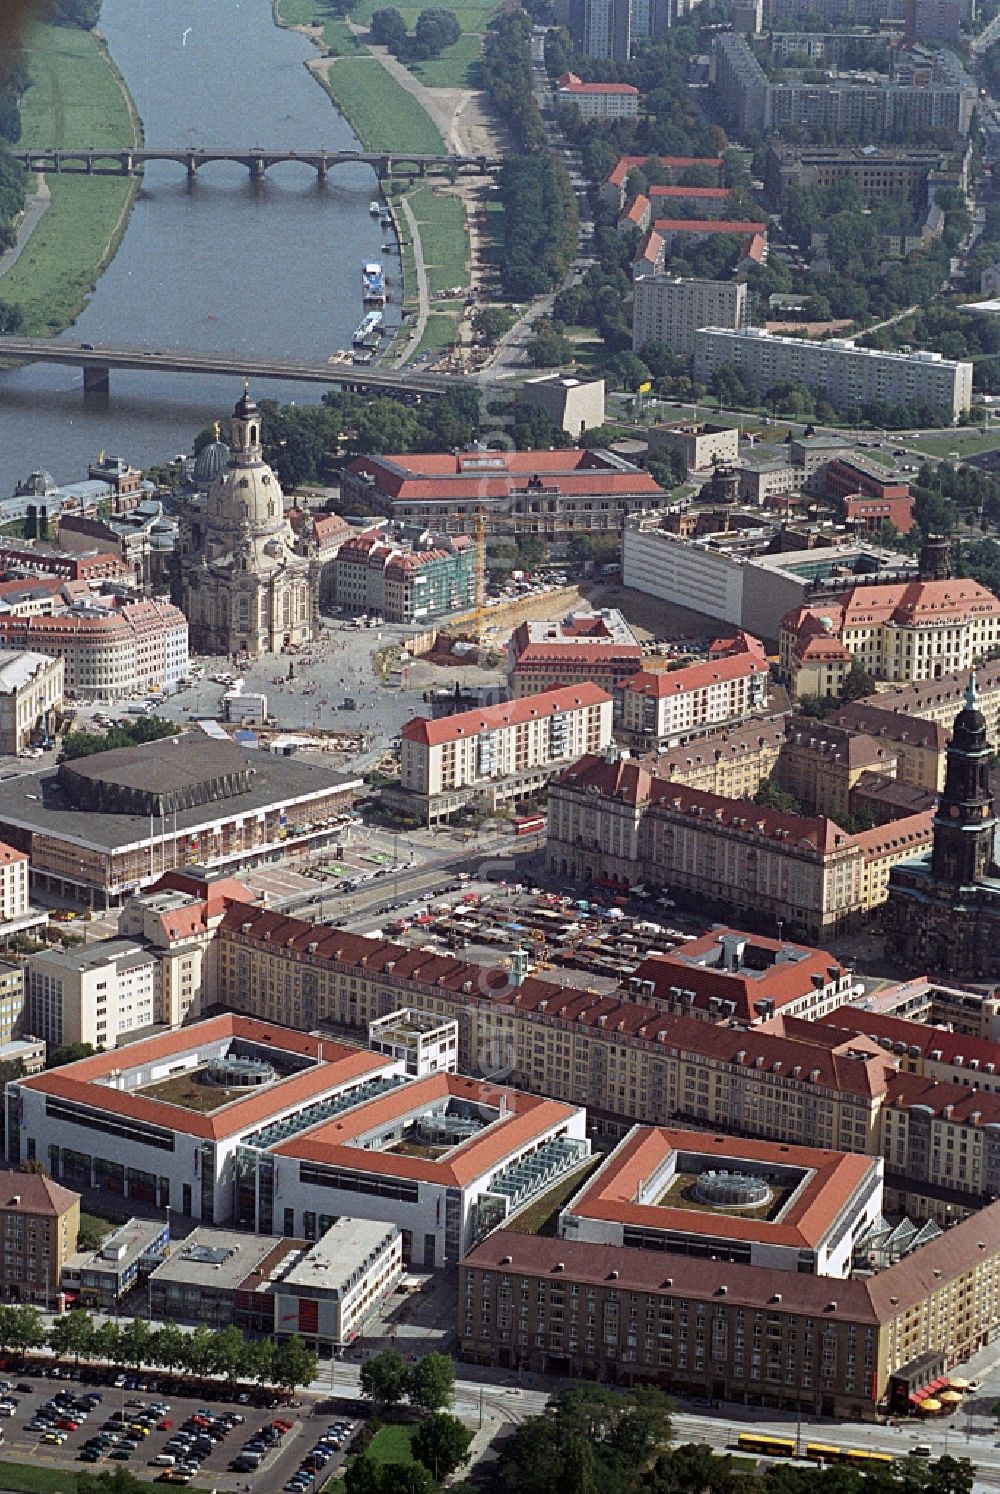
left=360, top=1347, right=409, bottom=1408
left=753, top=780, right=803, bottom=815
left=19, top=1159, right=49, bottom=1176
left=48, top=1308, right=93, bottom=1366
left=118, top=1316, right=152, bottom=1373
left=525, top=320, right=571, bottom=368
left=344, top=1455, right=386, bottom=1494
left=242, top=1335, right=275, bottom=1388
left=370, top=7, right=408, bottom=50
left=76, top=1470, right=150, bottom=1494
left=44, top=1040, right=97, bottom=1070
left=209, top=1324, right=245, bottom=1386
left=183, top=1324, right=216, bottom=1382
left=411, top=1412, right=473, bottom=1478
left=273, top=1334, right=318, bottom=1394
left=8, top=1305, right=45, bottom=1354
left=151, top=1321, right=186, bottom=1377
left=408, top=1352, right=456, bottom=1413
left=472, top=306, right=515, bottom=347
left=92, top=1320, right=120, bottom=1367
left=840, top=656, right=875, bottom=702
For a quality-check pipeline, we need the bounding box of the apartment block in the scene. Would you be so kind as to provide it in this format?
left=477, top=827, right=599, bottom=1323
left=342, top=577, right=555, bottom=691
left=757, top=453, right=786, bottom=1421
left=0, top=599, right=189, bottom=702
left=0, top=1170, right=80, bottom=1308
left=508, top=612, right=643, bottom=698
left=0, top=843, right=28, bottom=926
left=0, top=962, right=25, bottom=1048
left=646, top=719, right=785, bottom=798
left=763, top=142, right=968, bottom=208
left=397, top=684, right=613, bottom=822
left=646, top=420, right=740, bottom=470
left=459, top=1205, right=1000, bottom=1418
left=616, top=649, right=769, bottom=749
left=557, top=73, right=639, bottom=118
left=26, top=939, right=157, bottom=1051
left=0, top=651, right=64, bottom=755
left=775, top=716, right=901, bottom=821
left=633, top=277, right=746, bottom=357
left=600, top=154, right=725, bottom=212
left=853, top=659, right=1000, bottom=757
left=694, top=328, right=973, bottom=420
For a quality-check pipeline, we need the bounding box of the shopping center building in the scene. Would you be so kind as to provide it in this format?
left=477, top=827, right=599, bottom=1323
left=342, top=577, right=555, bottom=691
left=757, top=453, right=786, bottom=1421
left=7, top=1016, right=588, bottom=1267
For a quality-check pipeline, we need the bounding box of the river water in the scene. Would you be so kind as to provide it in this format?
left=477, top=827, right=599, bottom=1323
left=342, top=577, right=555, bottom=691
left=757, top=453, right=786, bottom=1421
left=0, top=0, right=397, bottom=487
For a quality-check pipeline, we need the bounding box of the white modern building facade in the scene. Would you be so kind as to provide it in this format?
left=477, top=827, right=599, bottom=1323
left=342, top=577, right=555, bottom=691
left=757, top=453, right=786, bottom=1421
left=633, top=277, right=746, bottom=356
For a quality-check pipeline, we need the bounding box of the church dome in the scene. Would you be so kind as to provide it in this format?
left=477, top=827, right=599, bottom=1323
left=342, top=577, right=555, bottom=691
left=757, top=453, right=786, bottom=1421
left=194, top=440, right=230, bottom=485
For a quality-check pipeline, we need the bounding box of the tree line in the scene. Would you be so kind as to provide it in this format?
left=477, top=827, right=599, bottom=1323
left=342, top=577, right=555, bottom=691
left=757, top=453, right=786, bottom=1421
left=345, top=1350, right=473, bottom=1494
left=0, top=1304, right=318, bottom=1394
left=481, top=10, right=546, bottom=153
left=493, top=1383, right=971, bottom=1494
left=369, top=8, right=460, bottom=61
left=497, top=154, right=579, bottom=301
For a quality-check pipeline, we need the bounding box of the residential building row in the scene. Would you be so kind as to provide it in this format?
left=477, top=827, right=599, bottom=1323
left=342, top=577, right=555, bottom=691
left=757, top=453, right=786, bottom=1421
left=762, top=141, right=969, bottom=208
left=600, top=154, right=726, bottom=212
left=508, top=611, right=644, bottom=698
left=693, top=328, right=973, bottom=421
left=394, top=684, right=614, bottom=822
left=556, top=71, right=639, bottom=117
left=547, top=750, right=932, bottom=938
left=779, top=577, right=1000, bottom=698
left=332, top=529, right=476, bottom=624
left=632, top=277, right=747, bottom=358
left=206, top=903, right=1000, bottom=1223
left=615, top=646, right=769, bottom=749
left=0, top=599, right=189, bottom=702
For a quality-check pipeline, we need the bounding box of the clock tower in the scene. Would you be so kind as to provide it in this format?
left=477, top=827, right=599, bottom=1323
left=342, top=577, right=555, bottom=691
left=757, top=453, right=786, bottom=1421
left=930, top=672, right=996, bottom=885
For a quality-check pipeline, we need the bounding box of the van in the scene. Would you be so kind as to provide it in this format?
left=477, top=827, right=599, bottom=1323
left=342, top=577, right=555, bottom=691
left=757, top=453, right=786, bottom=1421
left=152, top=1454, right=177, bottom=1467
left=912, top=1445, right=932, bottom=1458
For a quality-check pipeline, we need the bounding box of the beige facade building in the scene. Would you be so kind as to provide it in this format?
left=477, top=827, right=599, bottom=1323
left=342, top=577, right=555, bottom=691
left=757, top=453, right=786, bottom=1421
left=617, top=649, right=769, bottom=749
left=829, top=701, right=947, bottom=792
left=459, top=1205, right=1000, bottom=1418
left=858, top=658, right=1000, bottom=753
left=633, top=277, right=746, bottom=357
left=647, top=420, right=740, bottom=471
left=546, top=752, right=931, bottom=938
left=178, top=387, right=318, bottom=658
left=0, top=600, right=188, bottom=702
left=780, top=578, right=1000, bottom=696
left=775, top=717, right=900, bottom=821
left=508, top=612, right=642, bottom=699
left=398, top=685, right=613, bottom=822
left=644, top=720, right=784, bottom=797
left=0, top=842, right=29, bottom=926
left=520, top=375, right=607, bottom=436
left=26, top=938, right=157, bottom=1051
left=0, top=652, right=63, bottom=754
left=0, top=1170, right=79, bottom=1308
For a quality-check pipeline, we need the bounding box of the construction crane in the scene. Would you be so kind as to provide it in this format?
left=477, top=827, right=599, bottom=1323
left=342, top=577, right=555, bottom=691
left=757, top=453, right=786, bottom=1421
left=450, top=500, right=519, bottom=646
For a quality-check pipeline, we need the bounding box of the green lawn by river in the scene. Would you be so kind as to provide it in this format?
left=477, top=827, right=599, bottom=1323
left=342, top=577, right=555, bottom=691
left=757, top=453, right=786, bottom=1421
left=313, top=55, right=444, bottom=153
left=0, top=23, right=139, bottom=334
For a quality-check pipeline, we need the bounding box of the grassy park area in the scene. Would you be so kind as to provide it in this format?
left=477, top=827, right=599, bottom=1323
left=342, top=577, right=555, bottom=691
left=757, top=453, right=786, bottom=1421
left=364, top=1423, right=419, bottom=1465
left=0, top=1463, right=209, bottom=1494
left=313, top=55, right=444, bottom=153
left=0, top=24, right=140, bottom=334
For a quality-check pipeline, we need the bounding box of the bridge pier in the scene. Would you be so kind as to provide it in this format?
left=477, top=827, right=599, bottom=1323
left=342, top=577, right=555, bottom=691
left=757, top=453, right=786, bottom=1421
left=249, top=157, right=266, bottom=182
left=120, top=153, right=133, bottom=175
left=316, top=160, right=327, bottom=183
left=186, top=155, right=198, bottom=179
left=83, top=365, right=110, bottom=394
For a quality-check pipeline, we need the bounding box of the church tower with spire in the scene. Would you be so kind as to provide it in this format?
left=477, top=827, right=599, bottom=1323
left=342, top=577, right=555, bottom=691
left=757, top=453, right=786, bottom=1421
left=930, top=671, right=997, bottom=885
left=178, top=383, right=318, bottom=658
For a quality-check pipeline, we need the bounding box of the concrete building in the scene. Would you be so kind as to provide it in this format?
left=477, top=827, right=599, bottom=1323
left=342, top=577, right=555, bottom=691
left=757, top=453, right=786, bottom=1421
left=333, top=529, right=476, bottom=624
left=616, top=649, right=769, bottom=749
left=547, top=750, right=932, bottom=938
left=62, top=1218, right=169, bottom=1310
left=508, top=611, right=642, bottom=698
left=559, top=1127, right=884, bottom=1275
left=459, top=1202, right=1000, bottom=1417
left=763, top=141, right=969, bottom=208
left=0, top=599, right=188, bottom=702
left=147, top=1228, right=293, bottom=1327
left=646, top=420, right=740, bottom=470
left=0, top=734, right=361, bottom=908
left=368, top=1009, right=458, bottom=1077
left=520, top=375, right=606, bottom=436
left=0, top=1170, right=79, bottom=1308
left=26, top=939, right=158, bottom=1052
left=0, top=652, right=63, bottom=755
left=177, top=387, right=318, bottom=659
left=569, top=0, right=631, bottom=58
left=694, top=327, right=973, bottom=421
left=9, top=1015, right=589, bottom=1266
left=0, top=843, right=28, bottom=927
left=397, top=684, right=613, bottom=823
left=823, top=457, right=915, bottom=535
left=0, top=962, right=25, bottom=1049
left=263, top=1219, right=403, bottom=1349
left=621, top=521, right=915, bottom=641
left=341, top=449, right=666, bottom=553
left=557, top=72, right=639, bottom=117
left=633, top=277, right=746, bottom=358
left=780, top=578, right=1000, bottom=696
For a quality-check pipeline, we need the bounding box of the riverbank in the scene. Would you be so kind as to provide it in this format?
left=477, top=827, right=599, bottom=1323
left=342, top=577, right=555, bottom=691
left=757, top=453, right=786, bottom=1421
left=275, top=0, right=496, bottom=363
left=0, top=23, right=142, bottom=336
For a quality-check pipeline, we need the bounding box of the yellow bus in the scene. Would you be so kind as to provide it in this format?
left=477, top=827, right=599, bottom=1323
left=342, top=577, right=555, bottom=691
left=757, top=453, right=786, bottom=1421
left=736, top=1433, right=797, bottom=1457
left=805, top=1443, right=843, bottom=1463
left=845, top=1449, right=893, bottom=1468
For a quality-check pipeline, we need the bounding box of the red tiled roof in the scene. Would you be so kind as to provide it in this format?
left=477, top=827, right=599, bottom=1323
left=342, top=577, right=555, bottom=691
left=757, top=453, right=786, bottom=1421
left=345, top=449, right=664, bottom=503
left=782, top=579, right=1000, bottom=637
left=401, top=683, right=610, bottom=748
left=621, top=653, right=767, bottom=698
left=649, top=185, right=730, bottom=198
left=21, top=1016, right=389, bottom=1142
left=622, top=195, right=650, bottom=226
left=884, top=1069, right=1000, bottom=1123
left=275, top=1072, right=580, bottom=1187
left=850, top=811, right=933, bottom=857
left=654, top=219, right=766, bottom=235
left=819, top=1009, right=1000, bottom=1076
left=604, top=155, right=723, bottom=188
left=635, top=229, right=664, bottom=266
left=631, top=927, right=846, bottom=1019
left=566, top=1126, right=879, bottom=1247
left=558, top=72, right=638, bottom=94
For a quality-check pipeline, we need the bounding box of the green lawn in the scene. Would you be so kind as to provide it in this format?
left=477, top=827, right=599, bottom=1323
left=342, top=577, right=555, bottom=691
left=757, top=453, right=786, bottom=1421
left=365, top=1423, right=418, bottom=1465
left=415, top=307, right=463, bottom=357
left=1, top=24, right=139, bottom=335
left=408, top=184, right=467, bottom=294
left=314, top=56, right=444, bottom=153
left=907, top=429, right=1000, bottom=458
left=0, top=1462, right=209, bottom=1494
left=408, top=31, right=485, bottom=88
left=506, top=1155, right=605, bottom=1236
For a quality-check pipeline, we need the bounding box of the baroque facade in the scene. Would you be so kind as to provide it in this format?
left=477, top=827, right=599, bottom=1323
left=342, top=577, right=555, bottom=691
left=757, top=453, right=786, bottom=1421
left=178, top=387, right=317, bottom=658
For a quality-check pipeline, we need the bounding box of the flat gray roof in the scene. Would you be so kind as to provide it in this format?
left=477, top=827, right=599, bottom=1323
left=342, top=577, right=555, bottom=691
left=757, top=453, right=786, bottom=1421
left=282, top=1218, right=400, bottom=1293
left=150, top=1229, right=286, bottom=1291
left=0, top=744, right=361, bottom=853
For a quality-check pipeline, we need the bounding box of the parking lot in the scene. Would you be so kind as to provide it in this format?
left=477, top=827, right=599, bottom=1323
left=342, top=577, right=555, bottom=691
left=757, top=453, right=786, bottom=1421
left=0, top=1365, right=356, bottom=1491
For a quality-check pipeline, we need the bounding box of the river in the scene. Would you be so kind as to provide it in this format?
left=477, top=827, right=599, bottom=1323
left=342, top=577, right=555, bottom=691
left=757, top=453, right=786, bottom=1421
left=0, top=0, right=398, bottom=488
